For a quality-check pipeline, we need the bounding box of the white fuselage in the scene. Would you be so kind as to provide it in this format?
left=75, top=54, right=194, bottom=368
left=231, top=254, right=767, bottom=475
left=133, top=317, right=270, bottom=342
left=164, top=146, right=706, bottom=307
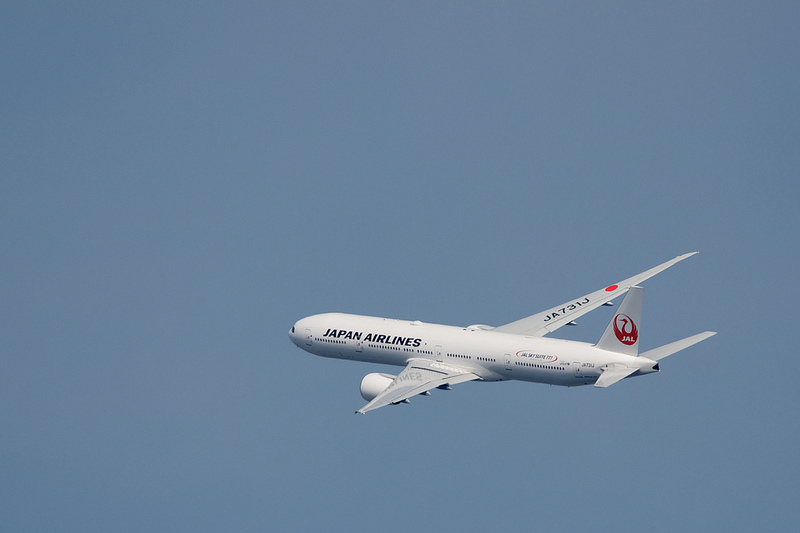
left=289, top=313, right=659, bottom=386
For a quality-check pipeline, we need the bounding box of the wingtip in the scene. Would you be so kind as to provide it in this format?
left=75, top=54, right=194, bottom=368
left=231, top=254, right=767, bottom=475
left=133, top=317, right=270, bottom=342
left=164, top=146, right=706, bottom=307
left=671, top=251, right=700, bottom=263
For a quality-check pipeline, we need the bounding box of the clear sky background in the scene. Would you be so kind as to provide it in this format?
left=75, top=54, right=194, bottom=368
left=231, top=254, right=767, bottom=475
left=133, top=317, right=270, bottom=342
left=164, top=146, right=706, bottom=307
left=2, top=2, right=798, bottom=531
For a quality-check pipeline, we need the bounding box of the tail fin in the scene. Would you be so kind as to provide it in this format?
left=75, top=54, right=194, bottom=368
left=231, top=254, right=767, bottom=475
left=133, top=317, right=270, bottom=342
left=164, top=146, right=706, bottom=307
left=595, top=286, right=643, bottom=356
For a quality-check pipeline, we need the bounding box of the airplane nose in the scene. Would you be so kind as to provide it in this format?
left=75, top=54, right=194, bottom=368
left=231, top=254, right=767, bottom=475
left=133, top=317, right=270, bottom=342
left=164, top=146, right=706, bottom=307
left=288, top=319, right=305, bottom=347
left=288, top=316, right=316, bottom=348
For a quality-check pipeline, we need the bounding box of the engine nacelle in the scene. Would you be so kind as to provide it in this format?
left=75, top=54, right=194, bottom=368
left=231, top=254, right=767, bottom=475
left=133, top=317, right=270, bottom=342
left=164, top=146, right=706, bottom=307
left=360, top=373, right=396, bottom=402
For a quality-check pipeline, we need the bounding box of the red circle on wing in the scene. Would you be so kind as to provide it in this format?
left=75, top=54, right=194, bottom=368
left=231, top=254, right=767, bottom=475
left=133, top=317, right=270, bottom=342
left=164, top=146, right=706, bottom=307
left=605, top=285, right=618, bottom=292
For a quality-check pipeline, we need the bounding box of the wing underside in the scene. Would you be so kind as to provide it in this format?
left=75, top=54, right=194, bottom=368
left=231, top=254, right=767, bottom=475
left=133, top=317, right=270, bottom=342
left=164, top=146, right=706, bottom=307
left=356, top=359, right=480, bottom=414
left=493, top=252, right=698, bottom=337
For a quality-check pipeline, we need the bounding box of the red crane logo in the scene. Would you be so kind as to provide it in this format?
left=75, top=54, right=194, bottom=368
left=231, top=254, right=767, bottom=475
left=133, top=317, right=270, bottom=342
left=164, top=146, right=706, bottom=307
left=613, top=313, right=638, bottom=345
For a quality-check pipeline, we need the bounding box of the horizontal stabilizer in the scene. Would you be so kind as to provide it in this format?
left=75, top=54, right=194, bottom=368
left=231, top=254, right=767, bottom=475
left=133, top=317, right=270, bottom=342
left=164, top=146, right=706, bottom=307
left=594, top=364, right=639, bottom=388
left=639, top=331, right=717, bottom=361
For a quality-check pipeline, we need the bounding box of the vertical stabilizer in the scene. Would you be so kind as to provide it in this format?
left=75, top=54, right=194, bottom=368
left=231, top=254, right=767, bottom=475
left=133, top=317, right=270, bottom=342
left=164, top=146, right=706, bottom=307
left=595, top=286, right=643, bottom=356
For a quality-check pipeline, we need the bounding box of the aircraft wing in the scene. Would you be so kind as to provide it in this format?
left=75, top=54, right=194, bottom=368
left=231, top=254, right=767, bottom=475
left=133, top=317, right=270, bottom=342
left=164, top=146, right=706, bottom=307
left=356, top=359, right=480, bottom=415
left=493, top=252, right=699, bottom=337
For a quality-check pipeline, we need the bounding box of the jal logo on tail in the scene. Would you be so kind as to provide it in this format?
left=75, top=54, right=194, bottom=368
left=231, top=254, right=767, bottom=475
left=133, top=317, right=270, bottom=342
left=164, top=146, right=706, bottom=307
left=612, top=314, right=638, bottom=345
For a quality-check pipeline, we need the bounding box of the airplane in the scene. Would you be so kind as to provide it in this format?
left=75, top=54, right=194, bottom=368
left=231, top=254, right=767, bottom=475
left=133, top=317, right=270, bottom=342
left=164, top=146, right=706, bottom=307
left=288, top=252, right=716, bottom=414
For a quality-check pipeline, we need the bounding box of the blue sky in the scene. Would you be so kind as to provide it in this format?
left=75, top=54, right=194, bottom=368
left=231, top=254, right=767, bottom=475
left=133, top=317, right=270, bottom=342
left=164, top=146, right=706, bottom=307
left=2, top=2, right=798, bottom=531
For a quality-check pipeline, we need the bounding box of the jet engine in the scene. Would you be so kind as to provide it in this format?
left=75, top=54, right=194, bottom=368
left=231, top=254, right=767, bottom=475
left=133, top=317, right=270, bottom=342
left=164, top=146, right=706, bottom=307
left=360, top=373, right=396, bottom=402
